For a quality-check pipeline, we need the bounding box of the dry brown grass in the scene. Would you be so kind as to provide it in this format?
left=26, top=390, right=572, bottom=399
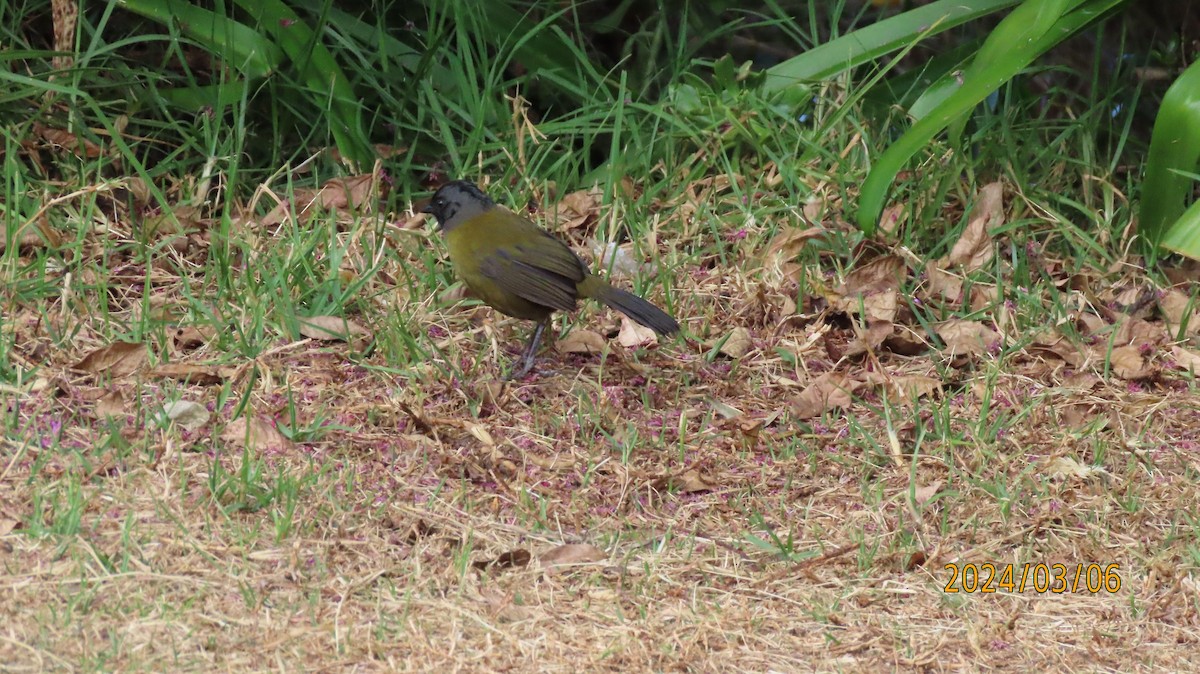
left=4, top=172, right=1200, bottom=673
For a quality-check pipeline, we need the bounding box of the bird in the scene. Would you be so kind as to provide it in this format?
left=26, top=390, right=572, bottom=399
left=422, top=180, right=679, bottom=379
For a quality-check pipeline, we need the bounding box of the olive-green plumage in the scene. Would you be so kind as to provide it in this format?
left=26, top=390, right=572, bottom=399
left=422, top=180, right=679, bottom=378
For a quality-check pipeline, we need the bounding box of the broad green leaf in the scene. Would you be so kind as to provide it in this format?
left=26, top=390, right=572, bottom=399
left=763, top=0, right=1020, bottom=89
left=115, top=0, right=283, bottom=79
left=856, top=0, right=1129, bottom=234
left=233, top=0, right=372, bottom=167
left=1141, top=59, right=1200, bottom=259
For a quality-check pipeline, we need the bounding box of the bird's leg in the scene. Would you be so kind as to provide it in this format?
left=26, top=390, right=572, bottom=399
left=507, top=318, right=548, bottom=380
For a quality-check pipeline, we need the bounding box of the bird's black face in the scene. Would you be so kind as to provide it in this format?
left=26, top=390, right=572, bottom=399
left=421, top=180, right=494, bottom=232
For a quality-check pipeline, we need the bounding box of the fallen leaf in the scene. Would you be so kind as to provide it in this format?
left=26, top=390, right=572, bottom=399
left=558, top=329, right=606, bottom=354
left=1073, top=312, right=1107, bottom=336
left=1113, top=317, right=1161, bottom=348
left=762, top=226, right=824, bottom=278
left=539, top=543, right=606, bottom=568
left=842, top=255, right=905, bottom=295
left=717, top=327, right=753, bottom=359
left=1046, top=456, right=1103, bottom=481
left=650, top=469, right=712, bottom=494
left=472, top=549, right=532, bottom=572
left=553, top=187, right=602, bottom=230
left=878, top=203, right=907, bottom=236
left=221, top=416, right=290, bottom=451
left=1061, top=372, right=1101, bottom=390
left=156, top=400, right=210, bottom=432
left=173, top=325, right=216, bottom=351
left=791, top=372, right=856, bottom=419
left=73, top=341, right=148, bottom=377
left=150, top=363, right=229, bottom=385
left=1158, top=289, right=1200, bottom=338
left=913, top=480, right=943, bottom=505
left=844, top=319, right=894, bottom=357
left=94, top=390, right=125, bottom=417
left=968, top=285, right=1000, bottom=313
left=1027, top=333, right=1085, bottom=367
left=1109, top=344, right=1152, bottom=380
left=297, top=315, right=371, bottom=342
left=884, top=375, right=943, bottom=401
left=943, top=181, right=1002, bottom=272
left=708, top=398, right=744, bottom=419
left=936, top=320, right=1000, bottom=357
left=262, top=174, right=383, bottom=226
left=0, top=215, right=63, bottom=254
left=35, top=122, right=103, bottom=158
left=467, top=423, right=495, bottom=447
left=140, top=204, right=207, bottom=239
left=1060, top=403, right=1104, bottom=430
left=590, top=241, right=642, bottom=277
left=616, top=316, right=657, bottom=347
left=1170, top=346, right=1200, bottom=373
left=883, top=324, right=931, bottom=355
left=925, top=263, right=963, bottom=303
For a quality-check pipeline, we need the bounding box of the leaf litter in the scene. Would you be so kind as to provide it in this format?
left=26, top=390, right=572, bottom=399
left=3, top=160, right=1200, bottom=672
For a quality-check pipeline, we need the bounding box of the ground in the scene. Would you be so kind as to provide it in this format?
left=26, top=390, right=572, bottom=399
left=3, top=166, right=1200, bottom=672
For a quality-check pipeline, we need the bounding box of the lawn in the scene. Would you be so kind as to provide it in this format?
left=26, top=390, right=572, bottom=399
left=4, top=3, right=1200, bottom=671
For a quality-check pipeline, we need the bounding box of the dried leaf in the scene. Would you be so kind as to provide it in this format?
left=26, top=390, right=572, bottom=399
left=140, top=204, right=207, bottom=238
left=968, top=285, right=1000, bottom=313
left=925, top=263, right=963, bottom=303
left=35, top=122, right=103, bottom=158
left=221, top=416, right=290, bottom=451
left=943, top=181, right=1002, bottom=271
left=150, top=363, right=229, bottom=385
left=472, top=549, right=532, bottom=572
left=718, top=327, right=753, bottom=359
left=936, top=320, right=1000, bottom=357
left=1113, top=318, right=1162, bottom=350
left=762, top=226, right=824, bottom=278
left=467, top=423, right=495, bottom=447
left=616, top=316, right=657, bottom=348
left=1046, top=456, right=1103, bottom=481
left=885, top=375, right=943, bottom=401
left=791, top=372, right=856, bottom=419
left=173, top=325, right=217, bottom=351
left=878, top=203, right=907, bottom=236
left=73, top=341, right=148, bottom=377
left=156, top=400, right=210, bottom=432
left=298, top=316, right=371, bottom=342
left=558, top=329, right=606, bottom=354
left=842, top=255, right=905, bottom=295
left=913, top=480, right=943, bottom=505
left=263, top=174, right=381, bottom=225
left=1158, top=289, right=1200, bottom=338
left=1170, top=346, right=1200, bottom=373
left=883, top=324, right=931, bottom=356
left=651, top=469, right=712, bottom=494
left=94, top=390, right=125, bottom=417
left=554, top=187, right=602, bottom=230
left=1109, top=345, right=1152, bottom=380
left=1027, top=333, right=1085, bottom=367
left=539, top=543, right=606, bottom=568
left=590, top=241, right=642, bottom=277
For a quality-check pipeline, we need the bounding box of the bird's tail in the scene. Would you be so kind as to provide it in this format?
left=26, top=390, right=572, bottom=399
left=583, top=279, right=680, bottom=336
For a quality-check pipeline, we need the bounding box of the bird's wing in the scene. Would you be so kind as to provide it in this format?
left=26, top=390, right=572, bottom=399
left=479, top=246, right=580, bottom=313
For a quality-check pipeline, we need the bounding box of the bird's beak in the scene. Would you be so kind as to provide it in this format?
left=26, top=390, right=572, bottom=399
left=419, top=202, right=442, bottom=230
